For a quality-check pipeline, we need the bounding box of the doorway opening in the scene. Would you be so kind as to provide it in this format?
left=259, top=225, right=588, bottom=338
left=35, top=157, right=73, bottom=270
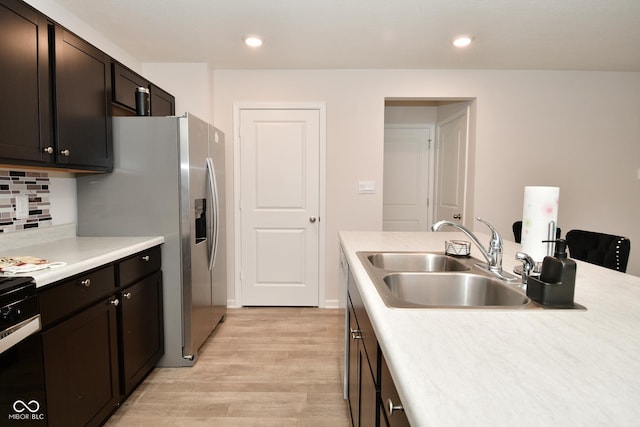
left=383, top=98, right=476, bottom=230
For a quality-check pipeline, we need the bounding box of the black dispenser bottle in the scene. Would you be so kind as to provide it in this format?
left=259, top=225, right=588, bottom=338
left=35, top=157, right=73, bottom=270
left=526, top=239, right=577, bottom=307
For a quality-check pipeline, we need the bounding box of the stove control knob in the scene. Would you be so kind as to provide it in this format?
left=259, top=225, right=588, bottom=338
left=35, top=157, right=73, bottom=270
left=1, top=307, right=17, bottom=323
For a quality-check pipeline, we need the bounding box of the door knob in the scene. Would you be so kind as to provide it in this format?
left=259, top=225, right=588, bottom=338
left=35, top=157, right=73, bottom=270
left=453, top=213, right=462, bottom=220
left=309, top=216, right=317, bottom=223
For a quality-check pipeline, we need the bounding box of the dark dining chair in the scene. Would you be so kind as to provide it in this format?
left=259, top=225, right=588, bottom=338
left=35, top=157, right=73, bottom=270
left=565, top=229, right=631, bottom=273
left=512, top=221, right=561, bottom=244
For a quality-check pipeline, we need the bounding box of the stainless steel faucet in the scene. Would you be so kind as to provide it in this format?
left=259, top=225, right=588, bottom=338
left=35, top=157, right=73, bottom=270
left=431, top=217, right=507, bottom=277
left=515, top=251, right=536, bottom=288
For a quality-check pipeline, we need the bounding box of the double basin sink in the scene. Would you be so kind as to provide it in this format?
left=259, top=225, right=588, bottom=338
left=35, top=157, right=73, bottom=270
left=358, top=251, right=533, bottom=309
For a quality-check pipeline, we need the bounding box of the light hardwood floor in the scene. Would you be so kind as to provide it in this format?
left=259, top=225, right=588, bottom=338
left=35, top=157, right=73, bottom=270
left=105, top=307, right=351, bottom=426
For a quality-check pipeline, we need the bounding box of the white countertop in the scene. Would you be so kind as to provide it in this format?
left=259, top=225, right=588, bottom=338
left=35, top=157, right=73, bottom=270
left=0, top=229, right=164, bottom=287
left=339, top=231, right=640, bottom=427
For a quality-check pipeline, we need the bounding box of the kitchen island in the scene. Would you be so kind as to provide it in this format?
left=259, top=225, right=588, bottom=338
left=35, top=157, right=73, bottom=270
left=340, top=231, right=640, bottom=427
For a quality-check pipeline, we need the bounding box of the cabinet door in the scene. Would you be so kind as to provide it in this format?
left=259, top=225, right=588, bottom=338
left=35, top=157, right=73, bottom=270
left=349, top=271, right=378, bottom=383
left=149, top=84, right=175, bottom=116
left=347, top=303, right=360, bottom=427
left=359, top=351, right=377, bottom=427
left=0, top=0, right=53, bottom=164
left=112, top=62, right=148, bottom=112
left=42, top=297, right=120, bottom=427
left=119, top=271, right=164, bottom=396
left=52, top=25, right=113, bottom=171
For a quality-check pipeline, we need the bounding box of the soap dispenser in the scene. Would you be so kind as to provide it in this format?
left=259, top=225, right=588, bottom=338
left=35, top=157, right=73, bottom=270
left=526, top=239, right=577, bottom=307
left=539, top=239, right=576, bottom=285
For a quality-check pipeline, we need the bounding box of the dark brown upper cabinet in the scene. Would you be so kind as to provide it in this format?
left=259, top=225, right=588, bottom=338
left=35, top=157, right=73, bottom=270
left=112, top=61, right=148, bottom=115
left=150, top=84, right=176, bottom=117
left=0, top=0, right=53, bottom=165
left=112, top=62, right=176, bottom=117
left=1, top=0, right=175, bottom=172
left=51, top=25, right=113, bottom=171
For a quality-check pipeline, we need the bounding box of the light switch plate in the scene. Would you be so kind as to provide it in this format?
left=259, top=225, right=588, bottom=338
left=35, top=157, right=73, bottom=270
left=358, top=180, right=376, bottom=194
left=15, top=195, right=29, bottom=219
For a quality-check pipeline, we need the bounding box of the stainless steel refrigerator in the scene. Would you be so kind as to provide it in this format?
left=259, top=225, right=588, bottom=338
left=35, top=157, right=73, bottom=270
left=76, top=113, right=227, bottom=367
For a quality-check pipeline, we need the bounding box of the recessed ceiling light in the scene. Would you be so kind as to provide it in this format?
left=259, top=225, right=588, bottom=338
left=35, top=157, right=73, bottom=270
left=452, top=36, right=473, bottom=48
left=243, top=36, right=263, bottom=48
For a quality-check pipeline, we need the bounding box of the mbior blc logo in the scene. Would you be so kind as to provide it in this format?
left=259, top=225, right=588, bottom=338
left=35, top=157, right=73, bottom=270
left=8, top=399, right=45, bottom=421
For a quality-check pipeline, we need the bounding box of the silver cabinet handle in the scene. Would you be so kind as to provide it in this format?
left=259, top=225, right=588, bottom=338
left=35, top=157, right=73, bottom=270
left=309, top=216, right=317, bottom=223
left=453, top=213, right=462, bottom=220
left=60, top=149, right=70, bottom=156
left=387, top=398, right=404, bottom=416
left=122, top=292, right=132, bottom=300
left=80, top=278, right=91, bottom=287
left=350, top=328, right=362, bottom=340
left=43, top=146, right=54, bottom=154
left=110, top=298, right=120, bottom=306
left=141, top=255, right=150, bottom=262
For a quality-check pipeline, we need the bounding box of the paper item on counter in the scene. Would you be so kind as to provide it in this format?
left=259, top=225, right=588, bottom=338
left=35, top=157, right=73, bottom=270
left=520, top=186, right=560, bottom=263
left=0, top=256, right=66, bottom=275
left=0, top=256, right=48, bottom=267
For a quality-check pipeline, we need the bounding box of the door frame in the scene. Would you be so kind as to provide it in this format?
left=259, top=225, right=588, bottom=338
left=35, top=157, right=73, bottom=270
left=232, top=102, right=327, bottom=307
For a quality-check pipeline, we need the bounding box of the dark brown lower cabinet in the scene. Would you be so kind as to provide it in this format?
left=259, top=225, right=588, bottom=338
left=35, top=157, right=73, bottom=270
left=380, top=354, right=410, bottom=427
left=359, top=350, right=377, bottom=427
left=39, top=246, right=163, bottom=426
left=41, top=297, right=120, bottom=427
left=119, top=271, right=163, bottom=396
left=347, top=273, right=379, bottom=427
left=348, top=305, right=362, bottom=426
left=347, top=268, right=410, bottom=427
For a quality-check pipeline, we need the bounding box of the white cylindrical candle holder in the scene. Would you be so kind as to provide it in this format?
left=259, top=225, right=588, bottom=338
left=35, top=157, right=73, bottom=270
left=520, top=186, right=560, bottom=263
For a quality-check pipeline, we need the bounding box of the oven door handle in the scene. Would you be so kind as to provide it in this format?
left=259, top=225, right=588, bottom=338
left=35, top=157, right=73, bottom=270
left=0, top=315, right=41, bottom=355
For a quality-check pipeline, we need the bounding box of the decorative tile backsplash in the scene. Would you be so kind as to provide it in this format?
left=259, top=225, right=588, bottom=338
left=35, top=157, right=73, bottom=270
left=0, top=170, right=53, bottom=233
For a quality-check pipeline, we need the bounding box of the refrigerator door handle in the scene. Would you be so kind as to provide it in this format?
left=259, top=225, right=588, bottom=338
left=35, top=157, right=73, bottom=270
left=206, top=157, right=220, bottom=271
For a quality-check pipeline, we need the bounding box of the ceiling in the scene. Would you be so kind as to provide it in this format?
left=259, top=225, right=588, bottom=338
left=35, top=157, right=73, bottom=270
left=52, top=0, right=640, bottom=71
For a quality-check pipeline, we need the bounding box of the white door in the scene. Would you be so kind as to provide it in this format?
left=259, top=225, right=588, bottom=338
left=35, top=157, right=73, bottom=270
left=239, top=108, right=320, bottom=306
left=434, top=110, right=468, bottom=225
left=383, top=126, right=433, bottom=231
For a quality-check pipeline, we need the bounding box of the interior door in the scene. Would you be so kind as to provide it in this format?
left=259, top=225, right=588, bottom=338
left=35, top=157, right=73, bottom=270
left=383, top=126, right=432, bottom=231
left=239, top=108, right=320, bottom=306
left=434, top=110, right=468, bottom=225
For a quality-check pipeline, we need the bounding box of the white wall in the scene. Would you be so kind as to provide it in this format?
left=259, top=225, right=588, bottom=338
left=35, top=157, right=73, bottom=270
left=213, top=69, right=640, bottom=305
left=23, top=0, right=140, bottom=71
left=384, top=105, right=437, bottom=124
left=47, top=171, right=77, bottom=224
left=142, top=63, right=215, bottom=122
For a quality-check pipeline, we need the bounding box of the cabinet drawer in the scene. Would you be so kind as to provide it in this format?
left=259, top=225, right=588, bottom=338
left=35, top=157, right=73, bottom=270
left=40, top=265, right=115, bottom=327
left=117, top=246, right=161, bottom=287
